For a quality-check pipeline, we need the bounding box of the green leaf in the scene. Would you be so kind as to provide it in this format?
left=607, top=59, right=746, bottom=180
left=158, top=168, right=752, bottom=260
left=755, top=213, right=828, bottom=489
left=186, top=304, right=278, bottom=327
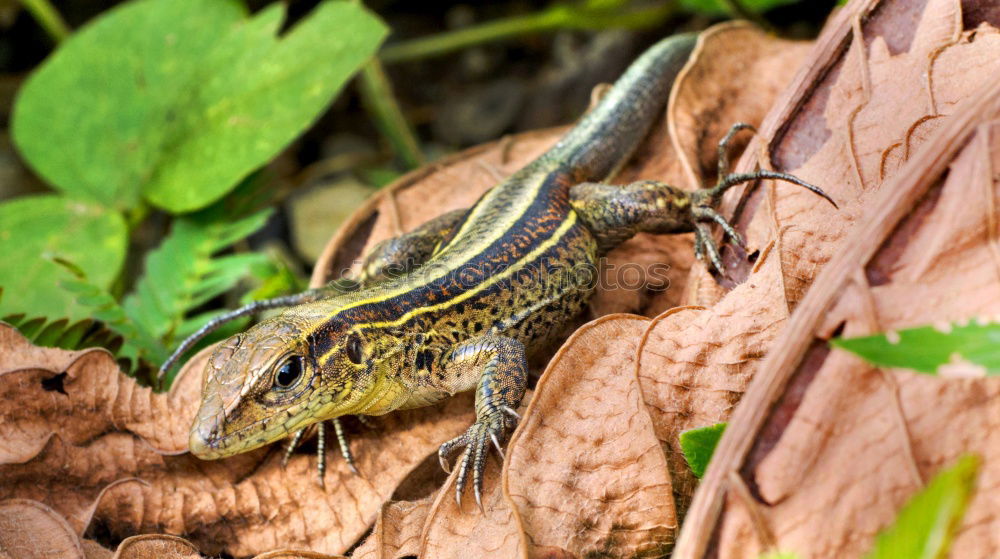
left=13, top=0, right=387, bottom=213
left=863, top=455, right=978, bottom=559
left=58, top=276, right=170, bottom=369
left=680, top=422, right=727, bottom=478
left=0, top=195, right=127, bottom=322
left=679, top=0, right=801, bottom=16
left=123, top=208, right=271, bottom=350
left=242, top=248, right=307, bottom=304
left=832, top=320, right=1000, bottom=375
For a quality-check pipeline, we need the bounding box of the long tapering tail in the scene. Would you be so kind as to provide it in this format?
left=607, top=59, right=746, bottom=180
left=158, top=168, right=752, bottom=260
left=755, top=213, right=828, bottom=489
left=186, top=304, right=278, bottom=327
left=530, top=32, right=698, bottom=182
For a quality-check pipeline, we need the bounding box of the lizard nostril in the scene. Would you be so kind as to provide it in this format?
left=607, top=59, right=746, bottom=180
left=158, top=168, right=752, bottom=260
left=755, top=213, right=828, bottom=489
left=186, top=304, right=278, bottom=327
left=189, top=416, right=222, bottom=458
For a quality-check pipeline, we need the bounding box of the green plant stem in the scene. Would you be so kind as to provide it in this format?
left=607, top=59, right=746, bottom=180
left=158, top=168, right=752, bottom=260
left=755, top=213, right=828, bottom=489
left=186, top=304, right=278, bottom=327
left=357, top=58, right=425, bottom=169
left=379, top=1, right=678, bottom=64
left=18, top=0, right=71, bottom=43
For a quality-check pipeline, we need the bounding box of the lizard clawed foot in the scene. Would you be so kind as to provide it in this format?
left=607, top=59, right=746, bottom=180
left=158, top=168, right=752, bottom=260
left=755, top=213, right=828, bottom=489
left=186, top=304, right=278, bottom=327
left=438, top=409, right=517, bottom=513
left=687, top=122, right=837, bottom=276
left=332, top=417, right=360, bottom=476
left=281, top=418, right=360, bottom=488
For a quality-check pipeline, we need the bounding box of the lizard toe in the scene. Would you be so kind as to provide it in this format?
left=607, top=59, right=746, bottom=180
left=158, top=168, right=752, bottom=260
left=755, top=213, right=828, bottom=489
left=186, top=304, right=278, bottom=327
left=443, top=411, right=514, bottom=511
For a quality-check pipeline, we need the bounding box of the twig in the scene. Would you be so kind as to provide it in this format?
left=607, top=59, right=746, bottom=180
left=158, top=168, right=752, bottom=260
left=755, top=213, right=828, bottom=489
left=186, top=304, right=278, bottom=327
left=18, top=0, right=70, bottom=43
left=379, top=1, right=678, bottom=64
left=357, top=58, right=425, bottom=170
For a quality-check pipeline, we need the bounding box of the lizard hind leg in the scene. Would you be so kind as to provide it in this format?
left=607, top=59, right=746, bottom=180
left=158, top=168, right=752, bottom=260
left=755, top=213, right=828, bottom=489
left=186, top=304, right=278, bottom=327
left=570, top=122, right=836, bottom=276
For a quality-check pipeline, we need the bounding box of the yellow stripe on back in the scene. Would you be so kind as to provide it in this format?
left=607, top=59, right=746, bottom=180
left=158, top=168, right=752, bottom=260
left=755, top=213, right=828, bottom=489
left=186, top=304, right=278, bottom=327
left=360, top=211, right=577, bottom=331
left=331, top=171, right=553, bottom=317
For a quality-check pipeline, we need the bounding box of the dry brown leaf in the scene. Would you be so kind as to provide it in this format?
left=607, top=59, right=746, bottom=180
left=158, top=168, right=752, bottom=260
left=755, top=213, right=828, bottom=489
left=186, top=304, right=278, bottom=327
left=81, top=540, right=113, bottom=559
left=506, top=314, right=675, bottom=558
left=666, top=0, right=1000, bottom=557
left=637, top=248, right=788, bottom=515
left=0, top=499, right=84, bottom=559
left=0, top=324, right=473, bottom=556
left=350, top=497, right=433, bottom=559
left=112, top=535, right=202, bottom=559
left=669, top=22, right=813, bottom=190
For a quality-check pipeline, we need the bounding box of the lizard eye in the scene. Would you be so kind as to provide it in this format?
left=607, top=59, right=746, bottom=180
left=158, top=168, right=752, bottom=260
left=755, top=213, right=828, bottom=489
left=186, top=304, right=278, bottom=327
left=346, top=333, right=364, bottom=365
left=274, top=356, right=303, bottom=390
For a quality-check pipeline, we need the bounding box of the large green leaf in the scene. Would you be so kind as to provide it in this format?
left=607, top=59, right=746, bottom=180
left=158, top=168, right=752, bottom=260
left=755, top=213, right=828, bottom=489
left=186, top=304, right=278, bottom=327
left=863, top=455, right=978, bottom=559
left=12, top=0, right=387, bottom=213
left=0, top=195, right=127, bottom=322
left=832, top=320, right=1000, bottom=375
left=680, top=422, right=727, bottom=478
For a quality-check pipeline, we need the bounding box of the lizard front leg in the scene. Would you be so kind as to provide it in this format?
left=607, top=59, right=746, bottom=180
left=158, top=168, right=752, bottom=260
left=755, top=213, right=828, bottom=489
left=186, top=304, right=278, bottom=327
left=282, top=209, right=468, bottom=484
left=570, top=122, right=837, bottom=275
left=435, top=335, right=527, bottom=509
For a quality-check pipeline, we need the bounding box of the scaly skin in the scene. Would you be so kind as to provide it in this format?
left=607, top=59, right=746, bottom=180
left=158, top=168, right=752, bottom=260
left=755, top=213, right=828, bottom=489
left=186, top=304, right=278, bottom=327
left=177, top=32, right=835, bottom=507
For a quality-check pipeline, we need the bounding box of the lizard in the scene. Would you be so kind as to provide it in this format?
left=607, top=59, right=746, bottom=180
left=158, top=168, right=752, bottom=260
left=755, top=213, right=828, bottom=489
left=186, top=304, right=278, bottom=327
left=163, top=32, right=836, bottom=508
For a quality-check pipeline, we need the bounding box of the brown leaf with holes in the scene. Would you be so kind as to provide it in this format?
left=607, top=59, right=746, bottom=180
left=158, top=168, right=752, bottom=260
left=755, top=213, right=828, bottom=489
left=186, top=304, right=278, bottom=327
left=0, top=324, right=473, bottom=557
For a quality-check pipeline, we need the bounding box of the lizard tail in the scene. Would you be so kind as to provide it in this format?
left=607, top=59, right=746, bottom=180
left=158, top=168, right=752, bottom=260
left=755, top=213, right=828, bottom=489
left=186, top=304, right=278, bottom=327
left=533, top=32, right=698, bottom=182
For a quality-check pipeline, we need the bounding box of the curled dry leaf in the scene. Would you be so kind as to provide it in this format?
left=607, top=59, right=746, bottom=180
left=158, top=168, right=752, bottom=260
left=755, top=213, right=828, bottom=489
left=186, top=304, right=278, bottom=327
left=350, top=497, right=433, bottom=559
left=671, top=0, right=1000, bottom=557
left=0, top=323, right=473, bottom=556
left=505, top=315, right=675, bottom=558
left=111, top=535, right=201, bottom=559
left=0, top=499, right=84, bottom=559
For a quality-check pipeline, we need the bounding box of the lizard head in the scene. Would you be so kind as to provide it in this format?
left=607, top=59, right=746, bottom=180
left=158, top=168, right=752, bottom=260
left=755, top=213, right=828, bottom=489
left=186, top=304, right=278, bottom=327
left=188, top=305, right=390, bottom=459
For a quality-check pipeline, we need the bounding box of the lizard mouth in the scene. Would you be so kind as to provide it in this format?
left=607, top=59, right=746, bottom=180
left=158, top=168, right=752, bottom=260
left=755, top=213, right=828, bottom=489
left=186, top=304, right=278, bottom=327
left=189, top=409, right=296, bottom=459
left=188, top=396, right=325, bottom=459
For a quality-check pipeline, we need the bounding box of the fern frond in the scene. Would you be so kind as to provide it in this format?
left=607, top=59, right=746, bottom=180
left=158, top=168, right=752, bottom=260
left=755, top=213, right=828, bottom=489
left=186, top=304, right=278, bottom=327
left=123, top=208, right=272, bottom=350
left=1, top=288, right=127, bottom=357
left=60, top=278, right=170, bottom=370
